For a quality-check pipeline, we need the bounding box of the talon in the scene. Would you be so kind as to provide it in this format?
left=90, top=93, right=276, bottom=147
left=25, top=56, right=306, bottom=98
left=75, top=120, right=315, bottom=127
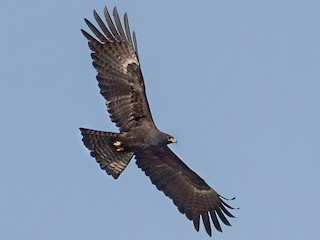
left=116, top=147, right=124, bottom=152
left=113, top=141, right=122, bottom=147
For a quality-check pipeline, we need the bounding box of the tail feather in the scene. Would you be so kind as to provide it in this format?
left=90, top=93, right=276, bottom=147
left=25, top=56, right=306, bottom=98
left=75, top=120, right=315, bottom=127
left=80, top=128, right=133, bottom=179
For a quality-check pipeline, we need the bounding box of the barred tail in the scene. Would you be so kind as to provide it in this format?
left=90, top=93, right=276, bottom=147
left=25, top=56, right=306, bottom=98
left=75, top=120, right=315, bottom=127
left=79, top=128, right=133, bottom=179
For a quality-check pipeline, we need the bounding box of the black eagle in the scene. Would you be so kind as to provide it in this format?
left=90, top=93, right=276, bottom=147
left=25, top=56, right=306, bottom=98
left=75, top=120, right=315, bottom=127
left=80, top=6, right=236, bottom=237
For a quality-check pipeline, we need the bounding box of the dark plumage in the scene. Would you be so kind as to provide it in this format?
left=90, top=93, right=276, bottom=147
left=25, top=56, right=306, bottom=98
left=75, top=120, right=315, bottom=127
left=80, top=6, right=236, bottom=237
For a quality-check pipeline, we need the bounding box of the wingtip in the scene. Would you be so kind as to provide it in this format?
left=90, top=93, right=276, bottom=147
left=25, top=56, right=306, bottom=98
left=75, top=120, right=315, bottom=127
left=113, top=6, right=118, bottom=14
left=220, top=195, right=236, bottom=201
left=80, top=29, right=86, bottom=34
left=104, top=6, right=110, bottom=16
left=193, top=217, right=200, bottom=232
left=80, top=28, right=91, bottom=40
left=93, top=10, right=99, bottom=19
left=83, top=18, right=91, bottom=28
left=219, top=195, right=239, bottom=210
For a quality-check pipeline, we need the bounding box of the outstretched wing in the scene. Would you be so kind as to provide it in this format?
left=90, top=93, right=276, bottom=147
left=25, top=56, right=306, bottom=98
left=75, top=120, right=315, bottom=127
left=81, top=7, right=155, bottom=132
left=135, top=146, right=236, bottom=236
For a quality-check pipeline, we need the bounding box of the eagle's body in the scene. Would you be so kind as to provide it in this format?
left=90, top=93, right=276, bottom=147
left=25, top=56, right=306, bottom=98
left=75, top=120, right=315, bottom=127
left=80, top=6, right=236, bottom=237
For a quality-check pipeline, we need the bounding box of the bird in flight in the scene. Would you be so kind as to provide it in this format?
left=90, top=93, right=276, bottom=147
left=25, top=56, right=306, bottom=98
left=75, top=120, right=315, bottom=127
left=80, top=6, right=236, bottom=237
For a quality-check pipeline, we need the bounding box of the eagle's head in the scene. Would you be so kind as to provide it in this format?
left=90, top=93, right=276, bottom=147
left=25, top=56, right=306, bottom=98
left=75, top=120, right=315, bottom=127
left=166, top=135, right=177, bottom=144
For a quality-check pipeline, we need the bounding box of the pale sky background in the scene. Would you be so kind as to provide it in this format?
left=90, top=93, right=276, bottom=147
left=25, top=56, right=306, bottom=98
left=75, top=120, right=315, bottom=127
left=1, top=0, right=319, bottom=239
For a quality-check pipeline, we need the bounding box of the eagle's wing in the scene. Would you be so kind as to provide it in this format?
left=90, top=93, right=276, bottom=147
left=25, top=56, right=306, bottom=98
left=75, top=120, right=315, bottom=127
left=81, top=7, right=155, bottom=131
left=135, top=146, right=235, bottom=236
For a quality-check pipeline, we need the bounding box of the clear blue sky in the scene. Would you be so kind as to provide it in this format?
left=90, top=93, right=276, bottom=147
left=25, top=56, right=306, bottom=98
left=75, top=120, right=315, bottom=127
left=1, top=0, right=319, bottom=239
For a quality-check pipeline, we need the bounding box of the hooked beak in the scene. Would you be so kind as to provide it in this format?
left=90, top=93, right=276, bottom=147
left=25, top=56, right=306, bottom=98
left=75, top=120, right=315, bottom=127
left=169, top=137, right=177, bottom=143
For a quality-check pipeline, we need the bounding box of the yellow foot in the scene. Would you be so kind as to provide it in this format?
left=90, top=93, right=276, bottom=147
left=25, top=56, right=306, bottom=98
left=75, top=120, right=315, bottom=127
left=113, top=141, right=122, bottom=147
left=115, top=147, right=124, bottom=152
left=114, top=141, right=124, bottom=151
